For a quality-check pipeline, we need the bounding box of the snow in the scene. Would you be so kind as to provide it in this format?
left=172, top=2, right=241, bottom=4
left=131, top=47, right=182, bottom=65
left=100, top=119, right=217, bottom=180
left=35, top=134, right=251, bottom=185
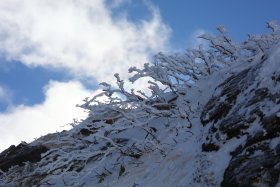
left=270, top=137, right=280, bottom=150
left=260, top=44, right=280, bottom=78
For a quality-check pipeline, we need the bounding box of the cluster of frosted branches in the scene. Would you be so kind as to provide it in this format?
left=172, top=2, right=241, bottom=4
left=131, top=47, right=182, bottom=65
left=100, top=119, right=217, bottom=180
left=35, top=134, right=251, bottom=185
left=80, top=21, right=280, bottom=131
left=129, top=21, right=279, bottom=93
left=73, top=21, right=280, bottom=183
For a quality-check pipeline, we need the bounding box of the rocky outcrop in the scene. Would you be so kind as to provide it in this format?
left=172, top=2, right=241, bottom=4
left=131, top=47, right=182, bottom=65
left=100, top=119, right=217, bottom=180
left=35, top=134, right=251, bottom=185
left=201, top=57, right=280, bottom=187
left=0, top=142, right=48, bottom=172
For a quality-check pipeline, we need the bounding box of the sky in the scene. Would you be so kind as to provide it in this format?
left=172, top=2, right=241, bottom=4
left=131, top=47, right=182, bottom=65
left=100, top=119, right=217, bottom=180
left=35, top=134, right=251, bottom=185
left=0, top=0, right=279, bottom=151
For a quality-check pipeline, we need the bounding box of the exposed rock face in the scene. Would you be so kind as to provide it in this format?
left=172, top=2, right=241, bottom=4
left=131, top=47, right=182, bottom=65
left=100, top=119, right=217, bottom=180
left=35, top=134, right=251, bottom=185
left=201, top=57, right=280, bottom=187
left=0, top=142, right=48, bottom=172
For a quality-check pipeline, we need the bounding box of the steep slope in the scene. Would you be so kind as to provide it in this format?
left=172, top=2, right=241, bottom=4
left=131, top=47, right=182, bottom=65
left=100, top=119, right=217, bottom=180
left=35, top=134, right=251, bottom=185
left=201, top=47, right=280, bottom=187
left=0, top=24, right=279, bottom=187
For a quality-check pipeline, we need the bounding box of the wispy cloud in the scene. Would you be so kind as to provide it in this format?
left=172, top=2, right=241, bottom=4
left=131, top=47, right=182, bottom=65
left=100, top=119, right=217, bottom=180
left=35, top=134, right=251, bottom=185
left=0, top=85, right=12, bottom=106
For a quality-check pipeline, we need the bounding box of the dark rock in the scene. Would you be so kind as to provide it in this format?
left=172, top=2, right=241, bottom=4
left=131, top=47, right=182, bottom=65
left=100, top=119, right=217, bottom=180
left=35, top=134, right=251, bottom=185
left=0, top=142, right=48, bottom=172
left=201, top=67, right=255, bottom=125
left=221, top=147, right=280, bottom=187
left=245, top=131, right=266, bottom=147
left=246, top=88, right=269, bottom=107
left=222, top=117, right=280, bottom=187
left=79, top=128, right=93, bottom=136
left=262, top=113, right=280, bottom=136
left=202, top=143, right=220, bottom=152
left=219, top=115, right=248, bottom=139
left=201, top=99, right=233, bottom=125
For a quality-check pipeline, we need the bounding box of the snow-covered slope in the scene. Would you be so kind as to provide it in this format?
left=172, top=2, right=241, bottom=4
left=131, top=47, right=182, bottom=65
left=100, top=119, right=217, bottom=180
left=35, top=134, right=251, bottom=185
left=0, top=23, right=279, bottom=187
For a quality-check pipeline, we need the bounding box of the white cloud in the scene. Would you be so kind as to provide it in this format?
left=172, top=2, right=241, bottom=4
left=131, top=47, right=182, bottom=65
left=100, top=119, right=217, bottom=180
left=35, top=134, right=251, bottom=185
left=0, top=81, right=93, bottom=151
left=0, top=0, right=170, bottom=84
left=0, top=86, right=7, bottom=99
left=106, top=0, right=131, bottom=8
left=0, top=85, right=12, bottom=105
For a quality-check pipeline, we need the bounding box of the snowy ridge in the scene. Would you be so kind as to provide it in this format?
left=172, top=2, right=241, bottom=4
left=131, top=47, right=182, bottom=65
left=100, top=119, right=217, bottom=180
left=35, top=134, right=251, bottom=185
left=0, top=22, right=279, bottom=187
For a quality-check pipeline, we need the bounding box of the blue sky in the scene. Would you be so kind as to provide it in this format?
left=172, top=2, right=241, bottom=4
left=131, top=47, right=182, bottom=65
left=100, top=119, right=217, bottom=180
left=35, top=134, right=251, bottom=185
left=0, top=0, right=279, bottom=150
left=153, top=0, right=280, bottom=47
left=118, top=1, right=280, bottom=47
